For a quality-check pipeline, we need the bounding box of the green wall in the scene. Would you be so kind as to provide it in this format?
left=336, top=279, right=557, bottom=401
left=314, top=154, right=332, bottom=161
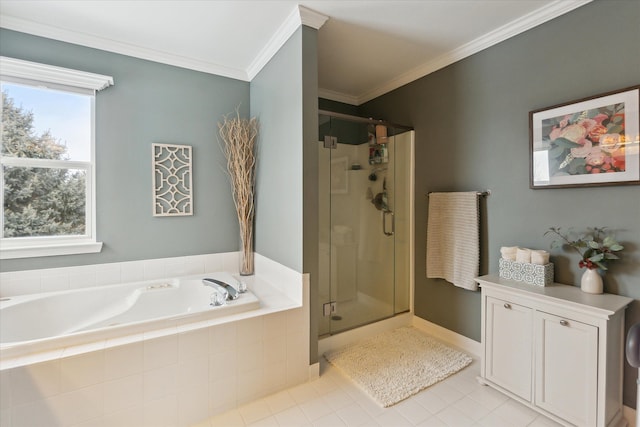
left=0, top=29, right=249, bottom=272
left=302, top=27, right=321, bottom=365
left=251, top=27, right=305, bottom=272
left=251, top=26, right=320, bottom=363
left=361, top=0, right=640, bottom=406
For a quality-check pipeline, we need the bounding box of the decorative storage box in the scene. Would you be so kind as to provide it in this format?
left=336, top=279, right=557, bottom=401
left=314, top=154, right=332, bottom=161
left=499, top=258, right=554, bottom=287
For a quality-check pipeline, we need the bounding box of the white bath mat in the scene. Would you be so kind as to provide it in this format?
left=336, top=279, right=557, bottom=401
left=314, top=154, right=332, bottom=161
left=324, top=326, right=473, bottom=407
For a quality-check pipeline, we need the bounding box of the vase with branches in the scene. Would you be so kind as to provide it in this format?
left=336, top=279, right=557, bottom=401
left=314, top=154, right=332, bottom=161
left=218, top=109, right=259, bottom=275
left=545, top=226, right=623, bottom=293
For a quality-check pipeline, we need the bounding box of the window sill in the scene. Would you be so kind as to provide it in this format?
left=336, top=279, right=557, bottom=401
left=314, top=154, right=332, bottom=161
left=0, top=241, right=103, bottom=260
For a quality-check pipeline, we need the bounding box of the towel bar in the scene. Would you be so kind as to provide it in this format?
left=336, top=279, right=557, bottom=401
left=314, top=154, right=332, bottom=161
left=426, top=190, right=491, bottom=197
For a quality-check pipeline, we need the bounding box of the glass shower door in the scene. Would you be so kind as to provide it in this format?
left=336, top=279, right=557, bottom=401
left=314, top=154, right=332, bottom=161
left=327, top=127, right=396, bottom=334
left=318, top=113, right=411, bottom=337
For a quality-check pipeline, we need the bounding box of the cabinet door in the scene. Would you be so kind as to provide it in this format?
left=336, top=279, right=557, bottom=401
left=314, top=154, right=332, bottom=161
left=485, top=296, right=533, bottom=401
left=535, top=311, right=597, bottom=427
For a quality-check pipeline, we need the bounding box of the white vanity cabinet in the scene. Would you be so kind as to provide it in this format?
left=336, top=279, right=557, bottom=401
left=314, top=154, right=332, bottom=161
left=476, top=274, right=632, bottom=427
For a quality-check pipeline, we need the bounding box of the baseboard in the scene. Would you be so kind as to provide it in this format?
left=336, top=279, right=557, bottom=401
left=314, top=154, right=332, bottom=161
left=624, top=404, right=636, bottom=427
left=308, top=362, right=320, bottom=381
left=411, top=316, right=482, bottom=357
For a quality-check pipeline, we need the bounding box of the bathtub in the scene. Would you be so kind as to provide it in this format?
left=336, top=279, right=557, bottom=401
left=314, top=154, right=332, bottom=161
left=0, top=272, right=259, bottom=355
left=0, top=254, right=310, bottom=426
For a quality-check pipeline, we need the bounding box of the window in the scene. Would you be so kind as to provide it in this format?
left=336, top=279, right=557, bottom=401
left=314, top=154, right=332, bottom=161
left=0, top=57, right=113, bottom=259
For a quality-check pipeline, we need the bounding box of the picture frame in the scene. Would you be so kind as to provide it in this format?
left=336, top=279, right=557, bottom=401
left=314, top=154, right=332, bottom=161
left=330, top=157, right=349, bottom=194
left=530, top=85, right=639, bottom=189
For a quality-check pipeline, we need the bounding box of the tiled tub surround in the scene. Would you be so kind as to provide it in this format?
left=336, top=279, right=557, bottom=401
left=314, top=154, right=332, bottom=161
left=0, top=253, right=310, bottom=427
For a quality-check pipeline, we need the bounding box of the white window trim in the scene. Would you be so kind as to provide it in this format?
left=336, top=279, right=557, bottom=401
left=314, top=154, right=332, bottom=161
left=0, top=56, right=113, bottom=91
left=0, top=56, right=113, bottom=259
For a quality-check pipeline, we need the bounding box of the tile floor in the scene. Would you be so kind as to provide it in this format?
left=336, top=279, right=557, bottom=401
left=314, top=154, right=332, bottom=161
left=194, top=356, right=563, bottom=427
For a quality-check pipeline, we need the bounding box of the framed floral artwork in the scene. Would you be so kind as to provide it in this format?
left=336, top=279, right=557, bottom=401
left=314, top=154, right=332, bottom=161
left=530, top=85, right=639, bottom=189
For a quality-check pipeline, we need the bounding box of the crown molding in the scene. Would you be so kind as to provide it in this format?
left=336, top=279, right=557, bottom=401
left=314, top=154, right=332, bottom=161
left=0, top=14, right=249, bottom=81
left=299, top=5, right=329, bottom=30
left=1, top=0, right=588, bottom=103
left=355, top=0, right=593, bottom=105
left=317, top=87, right=360, bottom=106
left=246, top=5, right=328, bottom=80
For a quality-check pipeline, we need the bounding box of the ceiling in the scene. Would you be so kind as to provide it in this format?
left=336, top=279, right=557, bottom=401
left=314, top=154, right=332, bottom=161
left=0, top=0, right=591, bottom=105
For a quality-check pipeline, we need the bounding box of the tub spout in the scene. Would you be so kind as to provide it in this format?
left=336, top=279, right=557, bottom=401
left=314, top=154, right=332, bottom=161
left=202, top=278, right=239, bottom=300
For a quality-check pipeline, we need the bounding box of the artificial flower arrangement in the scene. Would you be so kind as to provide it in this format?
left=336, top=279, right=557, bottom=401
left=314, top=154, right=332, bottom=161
left=545, top=227, right=624, bottom=270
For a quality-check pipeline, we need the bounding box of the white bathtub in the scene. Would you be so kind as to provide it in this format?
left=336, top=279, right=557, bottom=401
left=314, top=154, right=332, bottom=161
left=0, top=272, right=259, bottom=351
left=0, top=254, right=310, bottom=426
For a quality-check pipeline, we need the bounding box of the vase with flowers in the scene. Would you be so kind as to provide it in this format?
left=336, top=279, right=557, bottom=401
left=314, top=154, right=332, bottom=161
left=545, top=227, right=624, bottom=294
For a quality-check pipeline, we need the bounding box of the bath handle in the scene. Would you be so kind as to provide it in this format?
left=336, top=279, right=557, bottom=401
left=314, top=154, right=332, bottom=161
left=383, top=211, right=395, bottom=236
left=202, top=278, right=239, bottom=300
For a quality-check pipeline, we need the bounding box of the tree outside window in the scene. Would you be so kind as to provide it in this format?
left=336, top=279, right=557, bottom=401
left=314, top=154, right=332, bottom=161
left=2, top=87, right=88, bottom=238
left=0, top=56, right=112, bottom=259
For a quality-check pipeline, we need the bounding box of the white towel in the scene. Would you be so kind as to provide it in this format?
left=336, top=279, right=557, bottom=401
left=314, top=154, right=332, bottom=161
left=500, top=246, right=518, bottom=260
left=530, top=249, right=550, bottom=265
left=426, top=192, right=480, bottom=291
left=516, top=247, right=531, bottom=263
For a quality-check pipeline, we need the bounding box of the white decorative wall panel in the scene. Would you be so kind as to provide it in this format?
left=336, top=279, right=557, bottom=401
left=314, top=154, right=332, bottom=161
left=152, top=143, right=193, bottom=216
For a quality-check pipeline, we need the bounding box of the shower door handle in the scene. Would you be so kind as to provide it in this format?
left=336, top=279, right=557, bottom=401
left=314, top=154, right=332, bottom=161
left=383, top=211, right=395, bottom=236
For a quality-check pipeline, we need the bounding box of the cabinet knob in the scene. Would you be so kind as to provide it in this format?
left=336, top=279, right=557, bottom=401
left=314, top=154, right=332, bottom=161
left=504, top=303, right=511, bottom=309
left=560, top=320, right=569, bottom=326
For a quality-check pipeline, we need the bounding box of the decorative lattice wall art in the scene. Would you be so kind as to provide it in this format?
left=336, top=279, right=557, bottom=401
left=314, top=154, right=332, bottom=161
left=152, top=143, right=193, bottom=216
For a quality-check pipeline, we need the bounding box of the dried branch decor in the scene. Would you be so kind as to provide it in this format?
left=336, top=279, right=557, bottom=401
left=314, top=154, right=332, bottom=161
left=218, top=109, right=259, bottom=275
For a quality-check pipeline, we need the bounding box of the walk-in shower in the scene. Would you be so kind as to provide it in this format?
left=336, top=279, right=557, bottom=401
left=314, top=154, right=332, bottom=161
left=318, top=110, right=414, bottom=336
